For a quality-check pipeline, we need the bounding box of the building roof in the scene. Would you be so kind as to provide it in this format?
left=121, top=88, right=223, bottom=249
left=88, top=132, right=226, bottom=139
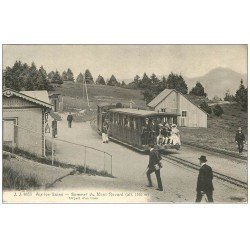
left=108, top=108, right=180, bottom=117
left=147, top=89, right=173, bottom=108
left=147, top=89, right=207, bottom=115
left=49, top=93, right=61, bottom=97
left=20, top=90, right=50, bottom=104
left=49, top=110, right=62, bottom=121
left=3, top=88, right=53, bottom=109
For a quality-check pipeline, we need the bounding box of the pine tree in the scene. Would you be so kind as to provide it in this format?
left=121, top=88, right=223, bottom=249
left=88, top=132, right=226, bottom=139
left=51, top=70, right=63, bottom=84
left=76, top=73, right=84, bottom=83
left=107, top=75, right=119, bottom=86
left=96, top=75, right=106, bottom=85
left=61, top=71, right=68, bottom=81
left=224, top=90, right=236, bottom=102
left=142, top=89, right=155, bottom=104
left=139, top=73, right=151, bottom=89
left=121, top=81, right=126, bottom=87
left=166, top=72, right=188, bottom=94
left=36, top=69, right=49, bottom=90
left=213, top=104, right=224, bottom=116
left=85, top=69, right=94, bottom=84
left=189, top=82, right=207, bottom=97
left=4, top=61, right=53, bottom=91
left=200, top=101, right=212, bottom=114
left=39, top=66, right=47, bottom=79
left=66, top=68, right=74, bottom=81
left=27, top=62, right=38, bottom=90
left=235, top=79, right=248, bottom=111
left=48, top=71, right=56, bottom=81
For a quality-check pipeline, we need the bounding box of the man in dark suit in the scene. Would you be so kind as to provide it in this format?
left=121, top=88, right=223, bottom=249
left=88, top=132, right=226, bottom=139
left=67, top=112, right=73, bottom=128
left=196, top=155, right=214, bottom=202
left=146, top=144, right=163, bottom=191
left=141, top=118, right=150, bottom=145
left=235, top=127, right=246, bottom=154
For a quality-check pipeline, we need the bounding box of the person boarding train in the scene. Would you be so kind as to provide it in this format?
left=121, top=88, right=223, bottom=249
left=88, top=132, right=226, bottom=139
left=146, top=144, right=163, bottom=191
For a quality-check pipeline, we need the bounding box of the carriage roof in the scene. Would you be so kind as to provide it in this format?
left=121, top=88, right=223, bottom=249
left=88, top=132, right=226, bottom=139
left=108, top=108, right=180, bottom=117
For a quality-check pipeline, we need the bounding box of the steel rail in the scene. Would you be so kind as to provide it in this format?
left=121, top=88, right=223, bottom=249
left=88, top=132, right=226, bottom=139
left=161, top=154, right=247, bottom=189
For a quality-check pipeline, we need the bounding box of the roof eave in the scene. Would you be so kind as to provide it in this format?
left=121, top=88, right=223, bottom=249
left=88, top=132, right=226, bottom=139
left=3, top=88, right=53, bottom=109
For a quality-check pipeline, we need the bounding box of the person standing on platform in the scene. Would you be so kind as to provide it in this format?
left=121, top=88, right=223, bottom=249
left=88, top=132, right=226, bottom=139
left=102, top=119, right=109, bottom=143
left=67, top=112, right=73, bottom=128
left=235, top=127, right=245, bottom=154
left=146, top=144, right=163, bottom=191
left=141, top=118, right=150, bottom=146
left=196, top=155, right=214, bottom=202
left=149, top=119, right=157, bottom=144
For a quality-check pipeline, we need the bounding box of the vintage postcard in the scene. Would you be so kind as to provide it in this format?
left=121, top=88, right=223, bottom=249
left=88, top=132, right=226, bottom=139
left=2, top=44, right=248, bottom=203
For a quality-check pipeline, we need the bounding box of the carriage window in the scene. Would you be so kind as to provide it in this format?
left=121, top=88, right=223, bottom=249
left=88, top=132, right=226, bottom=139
left=124, top=116, right=129, bottom=127
left=129, top=117, right=134, bottom=128
left=133, top=118, right=138, bottom=129
left=182, top=111, right=187, bottom=117
left=109, top=113, right=113, bottom=123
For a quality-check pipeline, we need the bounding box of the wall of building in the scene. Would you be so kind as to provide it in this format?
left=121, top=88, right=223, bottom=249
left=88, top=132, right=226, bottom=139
left=155, top=91, right=178, bottom=113
left=3, top=96, right=44, bottom=156
left=154, top=92, right=207, bottom=128
left=178, top=94, right=207, bottom=128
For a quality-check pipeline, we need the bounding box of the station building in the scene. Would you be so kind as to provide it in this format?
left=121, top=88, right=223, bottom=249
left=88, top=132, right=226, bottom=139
left=2, top=88, right=53, bottom=156
left=148, top=89, right=207, bottom=128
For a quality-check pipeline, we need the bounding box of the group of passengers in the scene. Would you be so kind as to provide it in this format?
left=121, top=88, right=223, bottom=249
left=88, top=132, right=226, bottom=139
left=141, top=117, right=181, bottom=146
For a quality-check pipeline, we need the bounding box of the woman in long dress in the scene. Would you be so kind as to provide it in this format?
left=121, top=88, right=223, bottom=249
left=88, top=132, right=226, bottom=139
left=169, top=124, right=181, bottom=145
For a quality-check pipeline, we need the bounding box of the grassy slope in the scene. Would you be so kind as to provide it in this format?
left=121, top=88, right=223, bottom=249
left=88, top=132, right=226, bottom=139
left=180, top=103, right=248, bottom=151
left=50, top=83, right=146, bottom=111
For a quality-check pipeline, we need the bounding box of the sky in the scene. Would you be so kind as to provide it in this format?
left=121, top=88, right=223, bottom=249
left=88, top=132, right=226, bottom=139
left=3, top=45, right=247, bottom=80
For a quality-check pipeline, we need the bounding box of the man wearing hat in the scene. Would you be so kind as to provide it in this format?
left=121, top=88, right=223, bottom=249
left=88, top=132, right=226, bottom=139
left=146, top=144, right=163, bottom=191
left=235, top=127, right=246, bottom=154
left=196, top=155, right=214, bottom=202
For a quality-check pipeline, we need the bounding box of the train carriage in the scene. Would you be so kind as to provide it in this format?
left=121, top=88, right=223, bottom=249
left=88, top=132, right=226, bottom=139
left=97, top=104, right=181, bottom=153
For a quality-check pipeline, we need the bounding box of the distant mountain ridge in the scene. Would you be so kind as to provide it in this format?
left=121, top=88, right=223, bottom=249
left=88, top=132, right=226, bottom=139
left=119, top=67, right=247, bottom=99
left=184, top=67, right=247, bottom=98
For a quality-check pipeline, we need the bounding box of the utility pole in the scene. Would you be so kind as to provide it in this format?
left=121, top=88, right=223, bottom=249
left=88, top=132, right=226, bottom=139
left=3, top=71, right=6, bottom=90
left=83, top=76, right=90, bottom=108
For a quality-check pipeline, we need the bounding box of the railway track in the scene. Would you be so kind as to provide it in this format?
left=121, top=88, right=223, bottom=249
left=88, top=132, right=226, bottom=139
left=90, top=118, right=247, bottom=189
left=162, top=154, right=248, bottom=189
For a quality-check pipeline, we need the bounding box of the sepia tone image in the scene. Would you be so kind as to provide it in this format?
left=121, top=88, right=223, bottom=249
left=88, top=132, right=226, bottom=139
left=2, top=44, right=248, bottom=203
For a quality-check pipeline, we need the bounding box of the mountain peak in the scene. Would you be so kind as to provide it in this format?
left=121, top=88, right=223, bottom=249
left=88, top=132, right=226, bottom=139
left=184, top=67, right=247, bottom=98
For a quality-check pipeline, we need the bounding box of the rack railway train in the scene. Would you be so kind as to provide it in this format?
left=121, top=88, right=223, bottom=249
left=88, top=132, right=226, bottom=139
left=97, top=103, right=181, bottom=153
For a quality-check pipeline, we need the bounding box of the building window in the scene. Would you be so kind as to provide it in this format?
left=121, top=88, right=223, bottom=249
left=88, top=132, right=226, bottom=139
left=45, top=112, right=49, bottom=123
left=161, top=108, right=166, bottom=112
left=182, top=111, right=187, bottom=117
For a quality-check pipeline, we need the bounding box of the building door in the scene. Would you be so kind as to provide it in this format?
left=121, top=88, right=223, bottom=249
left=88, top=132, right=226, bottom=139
left=181, top=111, right=187, bottom=127
left=54, top=99, right=57, bottom=112
left=3, top=120, right=16, bottom=145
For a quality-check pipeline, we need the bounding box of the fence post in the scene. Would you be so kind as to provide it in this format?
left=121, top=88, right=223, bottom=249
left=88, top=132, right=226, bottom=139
left=11, top=131, right=14, bottom=156
left=103, top=152, right=106, bottom=171
left=111, top=155, right=113, bottom=176
left=51, top=137, right=54, bottom=165
left=84, top=146, right=87, bottom=173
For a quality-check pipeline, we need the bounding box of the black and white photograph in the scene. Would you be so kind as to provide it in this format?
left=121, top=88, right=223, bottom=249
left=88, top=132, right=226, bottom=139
left=1, top=1, right=250, bottom=250
left=2, top=44, right=248, bottom=203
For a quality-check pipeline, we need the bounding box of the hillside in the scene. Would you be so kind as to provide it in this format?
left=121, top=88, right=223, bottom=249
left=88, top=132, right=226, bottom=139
left=50, top=82, right=147, bottom=111
left=180, top=102, right=248, bottom=152
left=184, top=67, right=247, bottom=98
